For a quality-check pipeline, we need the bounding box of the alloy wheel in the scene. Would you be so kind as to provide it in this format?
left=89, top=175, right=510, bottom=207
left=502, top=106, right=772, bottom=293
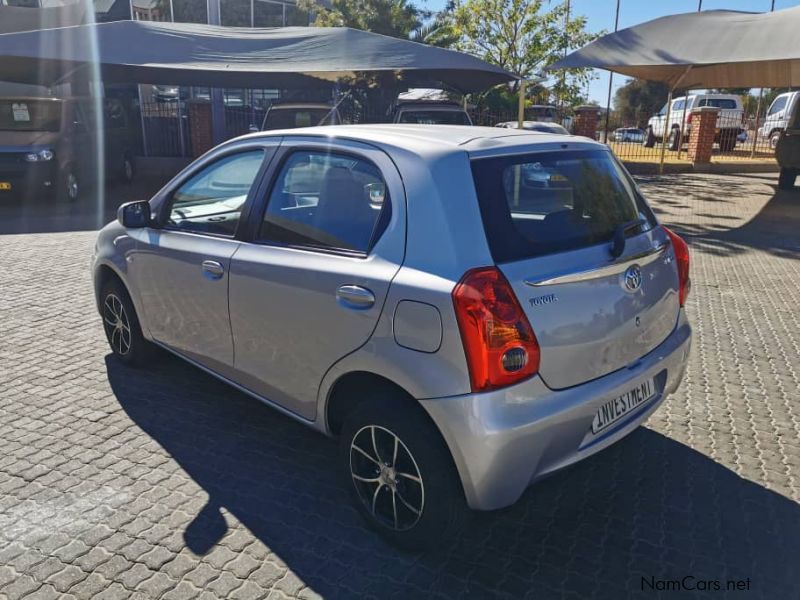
left=103, top=293, right=132, bottom=356
left=66, top=172, right=79, bottom=201
left=349, top=425, right=425, bottom=531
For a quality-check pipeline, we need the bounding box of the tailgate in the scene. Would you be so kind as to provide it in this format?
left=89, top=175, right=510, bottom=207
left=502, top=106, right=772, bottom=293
left=470, top=147, right=681, bottom=390
left=501, top=228, right=679, bottom=389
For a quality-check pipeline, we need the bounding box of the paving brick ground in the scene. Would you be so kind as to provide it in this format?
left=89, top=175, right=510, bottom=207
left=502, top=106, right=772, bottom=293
left=1, top=172, right=799, bottom=599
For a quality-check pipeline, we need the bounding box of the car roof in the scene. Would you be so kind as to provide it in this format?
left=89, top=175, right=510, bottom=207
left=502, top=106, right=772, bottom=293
left=235, top=124, right=602, bottom=157
left=395, top=103, right=466, bottom=111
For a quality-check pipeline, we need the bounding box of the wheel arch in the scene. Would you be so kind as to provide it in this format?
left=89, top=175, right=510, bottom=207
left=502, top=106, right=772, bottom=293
left=325, top=371, right=416, bottom=437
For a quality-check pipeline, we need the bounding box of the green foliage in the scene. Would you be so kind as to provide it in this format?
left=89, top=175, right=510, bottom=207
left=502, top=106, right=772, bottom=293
left=299, top=0, right=427, bottom=38
left=613, top=78, right=670, bottom=128
left=439, top=0, right=599, bottom=105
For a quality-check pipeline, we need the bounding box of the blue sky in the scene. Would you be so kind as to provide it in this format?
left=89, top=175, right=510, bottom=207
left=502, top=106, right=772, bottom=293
left=422, top=0, right=800, bottom=103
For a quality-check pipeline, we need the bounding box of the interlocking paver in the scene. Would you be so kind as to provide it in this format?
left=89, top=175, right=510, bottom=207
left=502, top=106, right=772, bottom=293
left=1, top=173, right=799, bottom=599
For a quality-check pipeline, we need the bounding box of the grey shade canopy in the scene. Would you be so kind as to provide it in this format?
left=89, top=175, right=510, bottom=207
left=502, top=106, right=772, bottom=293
left=550, top=7, right=800, bottom=89
left=0, top=20, right=516, bottom=93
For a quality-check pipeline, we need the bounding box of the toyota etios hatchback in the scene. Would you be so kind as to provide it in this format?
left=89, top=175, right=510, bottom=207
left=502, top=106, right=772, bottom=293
left=93, top=125, right=691, bottom=549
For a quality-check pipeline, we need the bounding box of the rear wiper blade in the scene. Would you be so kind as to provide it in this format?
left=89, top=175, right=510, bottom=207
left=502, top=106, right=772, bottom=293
left=609, top=218, right=645, bottom=259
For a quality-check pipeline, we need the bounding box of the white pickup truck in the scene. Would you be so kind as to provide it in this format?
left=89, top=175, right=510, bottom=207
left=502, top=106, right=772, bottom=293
left=644, top=93, right=745, bottom=152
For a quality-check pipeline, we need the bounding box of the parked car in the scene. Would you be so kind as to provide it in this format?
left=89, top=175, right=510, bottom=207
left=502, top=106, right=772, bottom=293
left=93, top=125, right=692, bottom=549
left=644, top=93, right=745, bottom=152
left=776, top=94, right=800, bottom=189
left=0, top=97, right=136, bottom=201
left=758, top=91, right=800, bottom=149
left=613, top=128, right=645, bottom=143
left=527, top=104, right=559, bottom=123
left=495, top=121, right=569, bottom=135
left=260, top=102, right=341, bottom=130
left=392, top=101, right=472, bottom=125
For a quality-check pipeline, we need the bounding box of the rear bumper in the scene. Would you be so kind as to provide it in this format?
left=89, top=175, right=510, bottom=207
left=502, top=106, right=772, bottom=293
left=420, top=310, right=691, bottom=511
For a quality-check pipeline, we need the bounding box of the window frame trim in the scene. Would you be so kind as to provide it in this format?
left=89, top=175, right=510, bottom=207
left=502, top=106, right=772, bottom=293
left=244, top=144, right=393, bottom=259
left=152, top=141, right=276, bottom=241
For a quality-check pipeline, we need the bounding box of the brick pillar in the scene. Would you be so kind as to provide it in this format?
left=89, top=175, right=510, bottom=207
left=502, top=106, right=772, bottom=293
left=572, top=105, right=600, bottom=140
left=188, top=100, right=213, bottom=158
left=687, top=106, right=719, bottom=164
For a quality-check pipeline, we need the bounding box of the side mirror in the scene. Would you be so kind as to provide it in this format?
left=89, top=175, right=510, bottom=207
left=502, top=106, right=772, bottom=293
left=118, top=200, right=151, bottom=228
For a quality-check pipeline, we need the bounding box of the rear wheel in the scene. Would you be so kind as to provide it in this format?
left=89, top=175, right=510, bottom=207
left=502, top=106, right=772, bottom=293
left=718, top=132, right=737, bottom=153
left=643, top=127, right=656, bottom=148
left=100, top=278, right=155, bottom=366
left=770, top=130, right=782, bottom=150
left=340, top=395, right=467, bottom=551
left=778, top=168, right=797, bottom=190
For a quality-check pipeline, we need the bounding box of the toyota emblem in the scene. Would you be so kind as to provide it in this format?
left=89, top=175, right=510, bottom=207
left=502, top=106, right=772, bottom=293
left=623, top=265, right=643, bottom=292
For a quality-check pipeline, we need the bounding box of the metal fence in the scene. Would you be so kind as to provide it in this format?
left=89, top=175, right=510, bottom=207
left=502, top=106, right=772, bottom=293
left=603, top=107, right=777, bottom=164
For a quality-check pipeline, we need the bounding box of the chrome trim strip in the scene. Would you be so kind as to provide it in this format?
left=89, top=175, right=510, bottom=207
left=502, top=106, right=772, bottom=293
left=524, top=242, right=669, bottom=287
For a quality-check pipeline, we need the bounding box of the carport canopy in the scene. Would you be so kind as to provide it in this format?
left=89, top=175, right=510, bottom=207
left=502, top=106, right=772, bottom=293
left=549, top=6, right=800, bottom=89
left=0, top=20, right=516, bottom=93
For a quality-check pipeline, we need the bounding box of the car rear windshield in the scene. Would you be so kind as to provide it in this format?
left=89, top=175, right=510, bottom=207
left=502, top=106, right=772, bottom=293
left=698, top=98, right=738, bottom=109
left=471, top=149, right=656, bottom=263
left=0, top=100, right=61, bottom=131
left=397, top=110, right=471, bottom=125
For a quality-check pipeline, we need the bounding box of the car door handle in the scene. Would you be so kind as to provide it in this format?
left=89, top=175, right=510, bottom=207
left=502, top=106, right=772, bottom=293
left=336, top=285, right=375, bottom=310
left=202, top=260, right=225, bottom=280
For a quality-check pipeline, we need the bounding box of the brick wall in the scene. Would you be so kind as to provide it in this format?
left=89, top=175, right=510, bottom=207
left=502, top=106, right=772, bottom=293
left=188, top=101, right=213, bottom=158
left=688, top=107, right=720, bottom=164
left=573, top=106, right=600, bottom=140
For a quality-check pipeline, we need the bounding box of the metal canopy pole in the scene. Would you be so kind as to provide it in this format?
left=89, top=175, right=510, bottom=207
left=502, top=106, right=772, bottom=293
left=603, top=0, right=621, bottom=144
left=659, top=66, right=693, bottom=174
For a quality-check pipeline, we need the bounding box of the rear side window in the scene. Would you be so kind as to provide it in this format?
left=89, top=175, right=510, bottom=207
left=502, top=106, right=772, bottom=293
left=259, top=151, right=390, bottom=254
left=471, top=150, right=655, bottom=263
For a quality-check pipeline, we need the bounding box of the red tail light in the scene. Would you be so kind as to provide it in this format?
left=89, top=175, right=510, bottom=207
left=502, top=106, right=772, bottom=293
left=452, top=267, right=540, bottom=392
left=663, top=226, right=691, bottom=306
left=687, top=113, right=693, bottom=124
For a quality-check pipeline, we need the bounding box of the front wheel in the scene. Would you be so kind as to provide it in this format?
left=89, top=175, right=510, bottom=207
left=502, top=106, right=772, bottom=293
left=778, top=168, right=797, bottom=190
left=100, top=278, right=155, bottom=366
left=59, top=167, right=79, bottom=202
left=668, top=128, right=681, bottom=151
left=340, top=396, right=467, bottom=551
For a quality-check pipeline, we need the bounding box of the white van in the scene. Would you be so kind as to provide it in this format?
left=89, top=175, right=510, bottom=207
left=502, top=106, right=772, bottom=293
left=758, top=91, right=800, bottom=149
left=644, top=93, right=744, bottom=151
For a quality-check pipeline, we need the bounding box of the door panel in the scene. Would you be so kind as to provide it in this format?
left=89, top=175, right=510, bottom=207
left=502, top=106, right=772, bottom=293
left=129, top=230, right=240, bottom=372
left=229, top=139, right=406, bottom=420
left=126, top=145, right=275, bottom=373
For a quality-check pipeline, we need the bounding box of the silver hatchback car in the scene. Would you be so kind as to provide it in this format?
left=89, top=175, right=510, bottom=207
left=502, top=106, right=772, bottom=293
left=92, top=125, right=691, bottom=549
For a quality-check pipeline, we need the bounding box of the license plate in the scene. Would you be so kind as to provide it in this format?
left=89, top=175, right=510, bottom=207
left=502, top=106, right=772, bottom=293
left=0, top=182, right=11, bottom=191
left=591, top=378, right=656, bottom=435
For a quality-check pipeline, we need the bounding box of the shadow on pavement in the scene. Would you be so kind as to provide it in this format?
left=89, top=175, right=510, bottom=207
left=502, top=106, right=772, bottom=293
left=106, top=354, right=800, bottom=599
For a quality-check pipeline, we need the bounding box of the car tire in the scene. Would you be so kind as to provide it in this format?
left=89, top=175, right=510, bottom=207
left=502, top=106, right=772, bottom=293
left=121, top=154, right=135, bottom=183
left=643, top=127, right=656, bottom=147
left=778, top=168, right=797, bottom=190
left=718, top=134, right=737, bottom=153
left=668, top=128, right=681, bottom=151
left=770, top=130, right=782, bottom=150
left=59, top=166, right=80, bottom=202
left=100, top=278, right=155, bottom=366
left=339, top=394, right=467, bottom=551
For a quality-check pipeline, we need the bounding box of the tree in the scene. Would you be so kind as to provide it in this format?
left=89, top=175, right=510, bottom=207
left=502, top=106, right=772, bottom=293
left=613, top=79, right=670, bottom=128
left=298, top=0, right=427, bottom=39
left=440, top=0, right=599, bottom=106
